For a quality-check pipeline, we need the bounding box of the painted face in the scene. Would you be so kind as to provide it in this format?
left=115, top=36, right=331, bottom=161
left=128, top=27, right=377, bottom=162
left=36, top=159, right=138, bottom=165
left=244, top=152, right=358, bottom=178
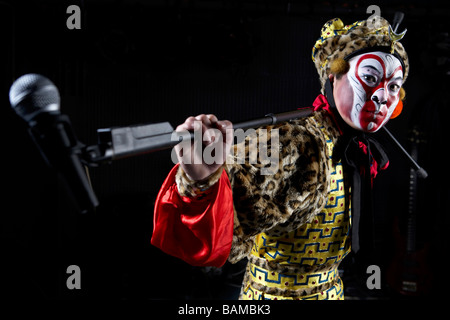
left=333, top=51, right=403, bottom=132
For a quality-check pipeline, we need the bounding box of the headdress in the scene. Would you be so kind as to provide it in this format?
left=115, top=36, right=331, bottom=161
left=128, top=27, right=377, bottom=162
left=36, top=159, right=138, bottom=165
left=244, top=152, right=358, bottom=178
left=312, top=17, right=409, bottom=93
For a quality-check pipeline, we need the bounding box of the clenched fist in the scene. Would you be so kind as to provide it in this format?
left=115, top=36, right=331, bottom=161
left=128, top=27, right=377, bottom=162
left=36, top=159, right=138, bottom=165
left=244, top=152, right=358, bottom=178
left=173, top=114, right=233, bottom=181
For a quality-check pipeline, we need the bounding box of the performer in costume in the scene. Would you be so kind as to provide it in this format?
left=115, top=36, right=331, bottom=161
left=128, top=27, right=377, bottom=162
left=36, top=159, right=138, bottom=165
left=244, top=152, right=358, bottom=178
left=151, top=16, right=409, bottom=300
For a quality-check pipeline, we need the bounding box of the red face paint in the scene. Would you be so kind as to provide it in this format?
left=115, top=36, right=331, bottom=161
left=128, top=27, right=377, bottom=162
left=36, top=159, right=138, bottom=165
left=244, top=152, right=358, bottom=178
left=341, top=51, right=403, bottom=132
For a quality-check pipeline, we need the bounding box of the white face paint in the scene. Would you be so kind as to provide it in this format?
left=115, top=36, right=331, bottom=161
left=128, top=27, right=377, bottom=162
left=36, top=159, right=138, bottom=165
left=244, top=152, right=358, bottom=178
left=343, top=51, right=403, bottom=132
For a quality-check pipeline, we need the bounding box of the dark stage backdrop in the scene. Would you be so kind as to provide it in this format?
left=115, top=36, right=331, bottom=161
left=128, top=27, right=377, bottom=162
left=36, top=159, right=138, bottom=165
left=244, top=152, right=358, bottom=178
left=1, top=0, right=447, bottom=299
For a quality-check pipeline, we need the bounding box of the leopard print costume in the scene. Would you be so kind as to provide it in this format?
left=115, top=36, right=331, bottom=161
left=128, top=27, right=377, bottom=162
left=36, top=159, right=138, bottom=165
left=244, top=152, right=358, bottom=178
left=176, top=110, right=349, bottom=299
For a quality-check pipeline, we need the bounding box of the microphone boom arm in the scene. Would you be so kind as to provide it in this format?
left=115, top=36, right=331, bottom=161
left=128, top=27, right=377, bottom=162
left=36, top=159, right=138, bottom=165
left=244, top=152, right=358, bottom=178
left=82, top=108, right=314, bottom=164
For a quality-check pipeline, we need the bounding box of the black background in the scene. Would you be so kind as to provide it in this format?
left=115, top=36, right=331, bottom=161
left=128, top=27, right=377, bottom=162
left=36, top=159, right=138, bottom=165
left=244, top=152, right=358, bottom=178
left=1, top=0, right=447, bottom=300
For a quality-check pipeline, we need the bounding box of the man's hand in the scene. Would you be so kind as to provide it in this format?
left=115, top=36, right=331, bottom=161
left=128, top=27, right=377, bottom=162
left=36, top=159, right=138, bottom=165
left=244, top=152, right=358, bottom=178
left=174, top=114, right=233, bottom=181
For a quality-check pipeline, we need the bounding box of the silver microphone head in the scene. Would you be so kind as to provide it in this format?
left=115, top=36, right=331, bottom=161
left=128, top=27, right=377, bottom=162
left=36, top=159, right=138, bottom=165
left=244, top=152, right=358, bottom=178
left=9, top=74, right=60, bottom=122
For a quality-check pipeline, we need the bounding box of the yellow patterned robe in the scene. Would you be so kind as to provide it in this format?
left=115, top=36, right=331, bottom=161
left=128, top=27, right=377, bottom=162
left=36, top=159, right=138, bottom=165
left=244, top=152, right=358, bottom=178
left=229, top=111, right=351, bottom=300
left=175, top=108, right=351, bottom=300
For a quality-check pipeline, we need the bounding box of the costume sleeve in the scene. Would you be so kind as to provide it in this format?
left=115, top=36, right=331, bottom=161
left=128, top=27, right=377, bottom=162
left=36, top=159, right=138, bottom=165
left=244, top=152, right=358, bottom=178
left=226, top=115, right=331, bottom=263
left=151, top=164, right=234, bottom=268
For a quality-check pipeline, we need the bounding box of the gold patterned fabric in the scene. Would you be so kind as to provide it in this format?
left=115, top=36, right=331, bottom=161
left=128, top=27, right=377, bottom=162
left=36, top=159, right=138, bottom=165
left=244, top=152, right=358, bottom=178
left=240, top=115, right=351, bottom=300
left=312, top=19, right=366, bottom=66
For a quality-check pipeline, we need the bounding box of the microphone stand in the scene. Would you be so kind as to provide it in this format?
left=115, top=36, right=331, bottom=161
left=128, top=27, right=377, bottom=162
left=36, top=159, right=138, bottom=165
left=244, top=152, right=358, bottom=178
left=11, top=73, right=426, bottom=216
left=381, top=127, right=428, bottom=179
left=17, top=106, right=426, bottom=215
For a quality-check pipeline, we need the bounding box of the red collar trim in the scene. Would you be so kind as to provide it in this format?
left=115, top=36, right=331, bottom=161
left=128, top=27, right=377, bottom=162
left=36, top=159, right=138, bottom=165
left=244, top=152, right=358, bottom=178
left=312, top=94, right=344, bottom=135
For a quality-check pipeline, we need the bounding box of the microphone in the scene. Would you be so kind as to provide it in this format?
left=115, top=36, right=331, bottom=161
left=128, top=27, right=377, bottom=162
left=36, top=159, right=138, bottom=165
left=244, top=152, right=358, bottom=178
left=9, top=74, right=99, bottom=214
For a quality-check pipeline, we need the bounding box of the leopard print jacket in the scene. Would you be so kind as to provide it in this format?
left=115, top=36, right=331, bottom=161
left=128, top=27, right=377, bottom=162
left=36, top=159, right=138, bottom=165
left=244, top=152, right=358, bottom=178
left=175, top=110, right=341, bottom=264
